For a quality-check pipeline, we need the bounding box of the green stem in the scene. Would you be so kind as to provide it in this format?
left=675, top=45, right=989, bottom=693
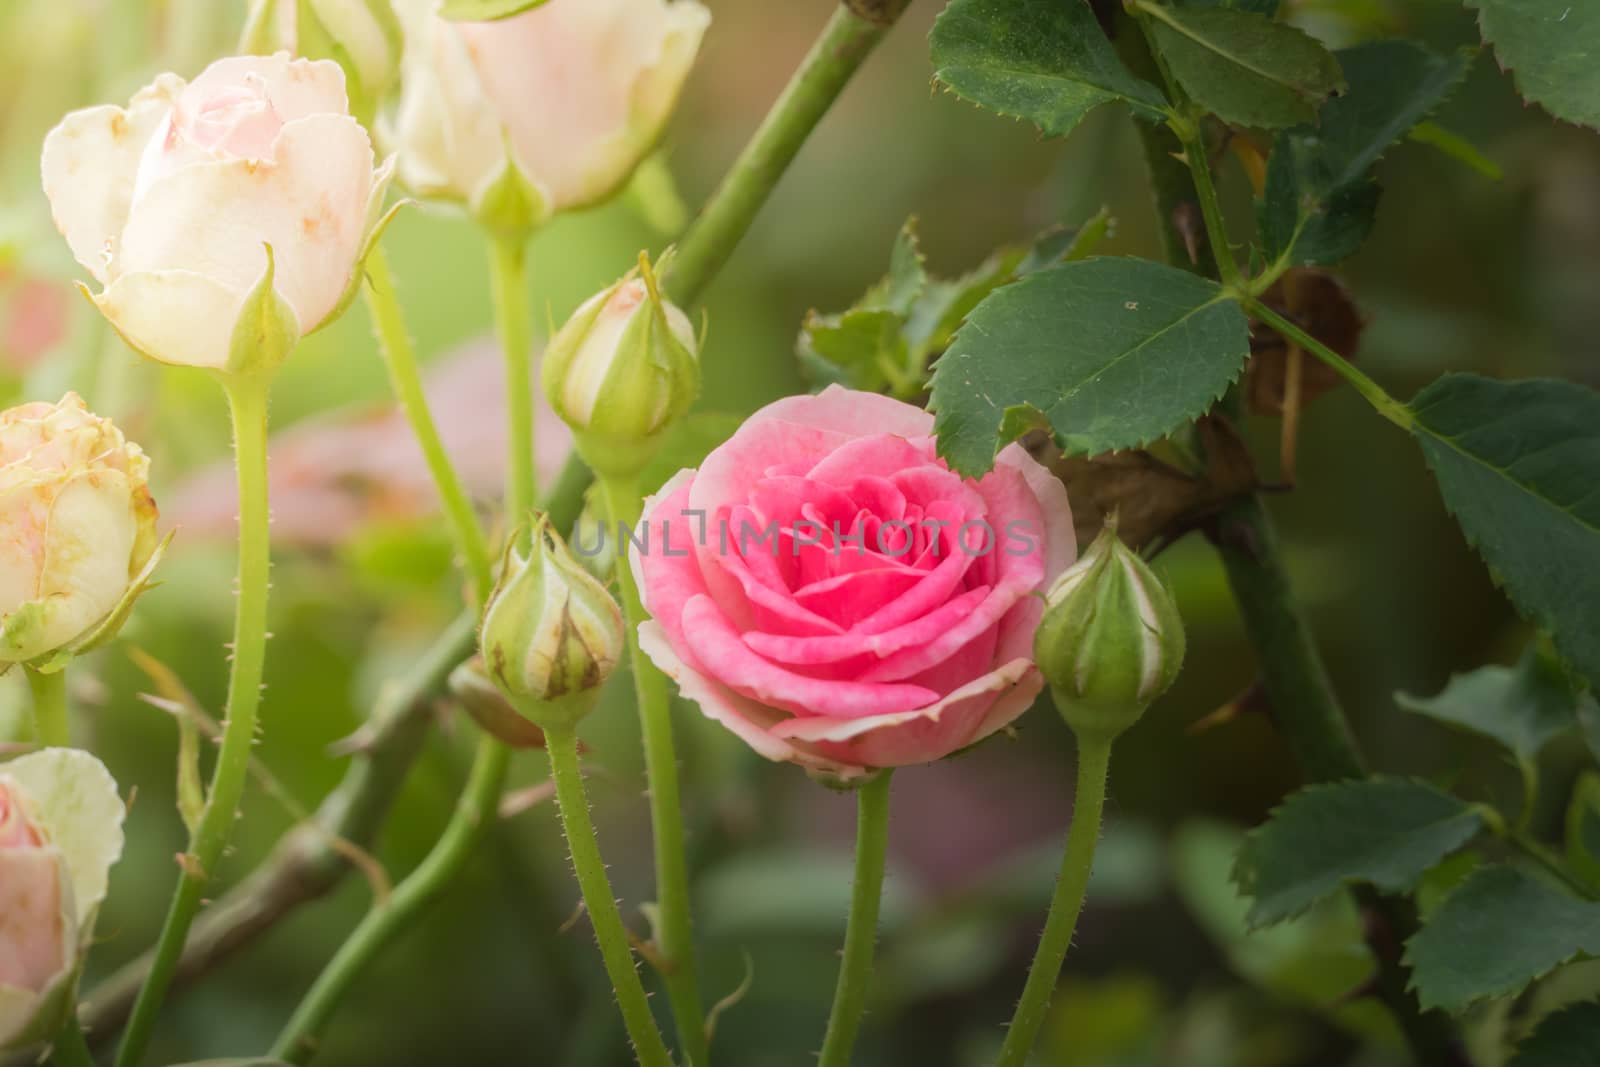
left=489, top=235, right=537, bottom=519
left=816, top=771, right=894, bottom=1067
left=50, top=1011, right=96, bottom=1067
left=1244, top=299, right=1414, bottom=431
left=270, top=735, right=511, bottom=1065
left=26, top=667, right=69, bottom=749
left=365, top=246, right=495, bottom=601
left=115, top=377, right=273, bottom=1067
left=663, top=2, right=906, bottom=305
left=1123, top=79, right=1469, bottom=1063
left=545, top=728, right=675, bottom=1067
left=597, top=472, right=708, bottom=1067
left=995, top=738, right=1112, bottom=1067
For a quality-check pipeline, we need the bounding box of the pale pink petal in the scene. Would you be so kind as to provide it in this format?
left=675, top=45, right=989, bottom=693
left=187, top=53, right=349, bottom=126
left=40, top=76, right=184, bottom=285
left=94, top=270, right=248, bottom=369
left=756, top=384, right=935, bottom=440
left=0, top=847, right=71, bottom=993
left=994, top=440, right=1076, bottom=580
left=118, top=113, right=374, bottom=333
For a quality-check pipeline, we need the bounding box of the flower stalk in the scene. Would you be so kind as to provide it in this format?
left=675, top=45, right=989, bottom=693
left=116, top=375, right=273, bottom=1067
left=817, top=771, right=894, bottom=1067
left=598, top=472, right=709, bottom=1067
left=25, top=667, right=69, bottom=750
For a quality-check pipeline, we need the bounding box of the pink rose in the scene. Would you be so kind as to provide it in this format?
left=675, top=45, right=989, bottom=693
left=0, top=781, right=65, bottom=1001
left=632, top=387, right=1075, bottom=780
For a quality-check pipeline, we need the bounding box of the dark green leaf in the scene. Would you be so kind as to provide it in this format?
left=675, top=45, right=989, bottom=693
left=1234, top=778, right=1487, bottom=927
left=1568, top=773, right=1600, bottom=890
left=1509, top=1001, right=1600, bottom=1066
left=1396, top=642, right=1580, bottom=764
left=1466, top=0, right=1600, bottom=129
left=800, top=214, right=1112, bottom=395
left=438, top=0, right=549, bottom=19
left=931, top=0, right=1167, bottom=138
left=1259, top=40, right=1471, bottom=266
left=1140, top=4, right=1344, bottom=129
left=1177, top=0, right=1280, bottom=13
left=1405, top=865, right=1600, bottom=1012
left=931, top=256, right=1249, bottom=475
left=172, top=1060, right=296, bottom=1066
left=1410, top=375, right=1600, bottom=688
left=1409, top=121, right=1504, bottom=181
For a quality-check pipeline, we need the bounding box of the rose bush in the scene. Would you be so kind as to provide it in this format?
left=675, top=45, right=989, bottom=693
left=0, top=393, right=160, bottom=667
left=632, top=386, right=1075, bottom=780
left=0, top=749, right=126, bottom=1051
left=389, top=0, right=710, bottom=217
left=40, top=53, right=388, bottom=370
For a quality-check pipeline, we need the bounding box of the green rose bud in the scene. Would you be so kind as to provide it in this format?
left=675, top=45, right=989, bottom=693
left=541, top=254, right=698, bottom=477
left=479, top=513, right=624, bottom=732
left=1034, top=521, right=1186, bottom=744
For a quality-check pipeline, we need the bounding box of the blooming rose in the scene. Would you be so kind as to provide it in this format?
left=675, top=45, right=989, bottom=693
left=41, top=54, right=390, bottom=370
left=632, top=387, right=1075, bottom=780
left=0, top=749, right=126, bottom=1051
left=389, top=0, right=710, bottom=217
left=0, top=394, right=161, bottom=667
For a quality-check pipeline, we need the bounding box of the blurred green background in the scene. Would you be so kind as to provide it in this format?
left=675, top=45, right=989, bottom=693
left=2, top=0, right=1598, bottom=1064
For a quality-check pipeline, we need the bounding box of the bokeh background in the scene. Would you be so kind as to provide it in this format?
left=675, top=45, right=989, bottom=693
left=2, top=0, right=1597, bottom=1064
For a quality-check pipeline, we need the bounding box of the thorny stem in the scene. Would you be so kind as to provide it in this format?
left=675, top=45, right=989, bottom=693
left=816, top=771, right=895, bottom=1067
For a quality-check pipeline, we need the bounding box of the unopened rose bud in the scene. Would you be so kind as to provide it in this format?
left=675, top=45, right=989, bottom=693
left=388, top=0, right=710, bottom=218
left=479, top=513, right=625, bottom=731
left=242, top=0, right=403, bottom=121
left=0, top=749, right=125, bottom=1051
left=42, top=54, right=391, bottom=374
left=0, top=394, right=164, bottom=669
left=542, top=257, right=698, bottom=475
left=1034, top=521, right=1185, bottom=743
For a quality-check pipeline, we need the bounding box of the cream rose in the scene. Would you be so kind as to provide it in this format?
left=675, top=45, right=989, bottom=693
left=389, top=0, right=710, bottom=217
left=41, top=54, right=391, bottom=370
left=0, top=394, right=160, bottom=667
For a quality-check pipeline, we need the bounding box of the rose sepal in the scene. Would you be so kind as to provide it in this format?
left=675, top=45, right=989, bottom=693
left=471, top=145, right=549, bottom=246
left=317, top=157, right=403, bottom=335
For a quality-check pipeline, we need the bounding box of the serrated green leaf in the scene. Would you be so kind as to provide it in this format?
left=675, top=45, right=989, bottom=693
left=931, top=0, right=1168, bottom=139
left=1234, top=778, right=1487, bottom=927
left=1567, top=773, right=1600, bottom=890
left=1139, top=3, right=1344, bottom=129
left=438, top=0, right=548, bottom=20
left=1508, top=1000, right=1600, bottom=1065
left=1396, top=642, right=1580, bottom=765
left=1466, top=0, right=1600, bottom=130
left=1259, top=40, right=1471, bottom=266
left=1409, top=375, right=1600, bottom=688
left=930, top=256, right=1249, bottom=476
left=1405, top=865, right=1600, bottom=1013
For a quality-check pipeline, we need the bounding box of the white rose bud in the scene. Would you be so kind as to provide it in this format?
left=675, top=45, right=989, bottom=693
left=0, top=394, right=164, bottom=668
left=541, top=257, right=699, bottom=474
left=388, top=0, right=710, bottom=222
left=479, top=513, right=624, bottom=732
left=41, top=54, right=392, bottom=374
left=0, top=749, right=126, bottom=1052
left=1034, top=520, right=1186, bottom=744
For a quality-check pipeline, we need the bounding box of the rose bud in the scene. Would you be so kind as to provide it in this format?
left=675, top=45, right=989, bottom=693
left=41, top=54, right=392, bottom=375
left=388, top=0, right=710, bottom=222
left=631, top=387, right=1077, bottom=782
left=1034, top=520, right=1185, bottom=744
left=0, top=394, right=164, bottom=669
left=0, top=749, right=126, bottom=1052
left=541, top=256, right=698, bottom=475
left=241, top=0, right=404, bottom=121
left=479, top=513, right=625, bottom=731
